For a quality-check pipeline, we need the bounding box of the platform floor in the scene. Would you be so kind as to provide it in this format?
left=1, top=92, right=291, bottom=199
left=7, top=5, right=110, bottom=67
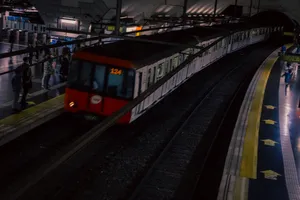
left=247, top=48, right=300, bottom=200
left=218, top=45, right=300, bottom=200
left=247, top=51, right=290, bottom=199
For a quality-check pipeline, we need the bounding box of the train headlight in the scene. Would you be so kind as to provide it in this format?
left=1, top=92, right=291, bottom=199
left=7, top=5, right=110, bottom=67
left=69, top=101, right=76, bottom=108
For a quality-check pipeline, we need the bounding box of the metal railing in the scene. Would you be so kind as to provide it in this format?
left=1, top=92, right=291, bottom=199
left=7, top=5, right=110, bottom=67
left=0, top=39, right=103, bottom=76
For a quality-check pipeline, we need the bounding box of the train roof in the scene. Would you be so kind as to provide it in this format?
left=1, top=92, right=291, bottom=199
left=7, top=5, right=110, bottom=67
left=76, top=22, right=264, bottom=68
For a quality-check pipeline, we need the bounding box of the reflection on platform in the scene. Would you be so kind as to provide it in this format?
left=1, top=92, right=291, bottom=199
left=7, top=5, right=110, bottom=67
left=279, top=61, right=300, bottom=197
left=0, top=42, right=27, bottom=73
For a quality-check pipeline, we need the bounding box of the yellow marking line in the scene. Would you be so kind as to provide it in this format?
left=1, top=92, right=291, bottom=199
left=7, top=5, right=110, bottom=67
left=240, top=57, right=277, bottom=179
left=239, top=43, right=293, bottom=179
left=0, top=94, right=64, bottom=126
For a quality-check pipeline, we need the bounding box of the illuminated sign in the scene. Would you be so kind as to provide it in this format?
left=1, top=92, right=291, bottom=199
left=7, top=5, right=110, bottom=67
left=281, top=54, right=300, bottom=62
left=61, top=18, right=77, bottom=24
left=283, top=32, right=294, bottom=36
left=7, top=16, right=29, bottom=22
left=110, top=68, right=123, bottom=75
left=106, top=25, right=124, bottom=32
left=136, top=26, right=142, bottom=36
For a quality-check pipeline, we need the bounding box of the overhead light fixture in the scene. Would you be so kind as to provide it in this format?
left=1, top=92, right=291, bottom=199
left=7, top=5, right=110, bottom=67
left=61, top=18, right=77, bottom=24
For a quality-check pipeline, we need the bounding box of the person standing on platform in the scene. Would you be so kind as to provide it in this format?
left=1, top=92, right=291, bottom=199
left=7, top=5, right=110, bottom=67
left=11, top=65, right=23, bottom=112
left=27, top=44, right=34, bottom=65
left=282, top=68, right=293, bottom=87
left=281, top=44, right=287, bottom=55
left=60, top=53, right=70, bottom=82
left=42, top=55, right=54, bottom=90
left=20, top=57, right=32, bottom=109
left=9, top=31, right=15, bottom=52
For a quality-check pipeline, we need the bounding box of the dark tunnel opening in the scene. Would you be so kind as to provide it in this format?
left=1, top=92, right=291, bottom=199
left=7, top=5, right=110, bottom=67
left=249, top=10, right=296, bottom=32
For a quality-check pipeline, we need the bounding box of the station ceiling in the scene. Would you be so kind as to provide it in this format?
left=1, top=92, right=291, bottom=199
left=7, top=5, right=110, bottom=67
left=25, top=0, right=299, bottom=29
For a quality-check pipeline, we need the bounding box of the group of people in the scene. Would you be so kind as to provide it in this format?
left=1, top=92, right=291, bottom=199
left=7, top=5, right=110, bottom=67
left=11, top=43, right=71, bottom=112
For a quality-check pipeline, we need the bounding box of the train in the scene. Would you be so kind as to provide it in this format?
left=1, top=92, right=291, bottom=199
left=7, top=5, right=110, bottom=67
left=64, top=23, right=283, bottom=123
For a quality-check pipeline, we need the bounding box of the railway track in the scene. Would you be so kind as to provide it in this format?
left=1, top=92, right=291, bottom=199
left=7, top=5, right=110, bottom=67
left=0, top=42, right=278, bottom=200
left=0, top=113, right=101, bottom=199
left=125, top=45, right=273, bottom=200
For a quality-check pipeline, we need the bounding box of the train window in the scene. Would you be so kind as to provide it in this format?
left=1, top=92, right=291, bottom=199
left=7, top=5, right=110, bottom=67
left=184, top=54, right=188, bottom=60
left=181, top=54, right=185, bottom=62
left=106, top=67, right=135, bottom=99
left=125, top=70, right=135, bottom=98
left=67, top=60, right=80, bottom=85
left=68, top=60, right=93, bottom=89
left=190, top=49, right=194, bottom=55
left=138, top=72, right=142, bottom=95
left=157, top=63, right=164, bottom=79
left=94, top=65, right=106, bottom=92
left=153, top=66, right=157, bottom=83
left=81, top=62, right=94, bottom=87
left=147, top=68, right=152, bottom=88
left=173, top=56, right=178, bottom=68
left=166, top=59, right=171, bottom=73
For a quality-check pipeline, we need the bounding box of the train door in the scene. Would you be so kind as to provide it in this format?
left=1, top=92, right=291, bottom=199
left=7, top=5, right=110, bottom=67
left=227, top=35, right=232, bottom=53
left=173, top=55, right=179, bottom=69
left=153, top=66, right=157, bottom=83
left=87, top=64, right=106, bottom=114
left=138, top=72, right=142, bottom=96
left=147, top=67, right=152, bottom=89
left=166, top=58, right=170, bottom=74
left=157, top=62, right=164, bottom=81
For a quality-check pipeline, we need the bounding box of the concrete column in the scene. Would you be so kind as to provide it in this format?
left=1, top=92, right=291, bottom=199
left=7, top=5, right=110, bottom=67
left=183, top=0, right=188, bottom=21
left=249, top=0, right=253, bottom=17
left=115, top=0, right=122, bottom=36
left=234, top=0, right=238, bottom=18
left=213, top=0, right=218, bottom=17
left=257, top=0, right=260, bottom=14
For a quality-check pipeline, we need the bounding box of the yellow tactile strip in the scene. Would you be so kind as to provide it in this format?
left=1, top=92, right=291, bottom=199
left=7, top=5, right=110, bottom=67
left=0, top=94, right=64, bottom=137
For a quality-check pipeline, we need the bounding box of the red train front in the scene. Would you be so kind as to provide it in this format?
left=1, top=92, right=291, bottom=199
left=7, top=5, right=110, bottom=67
left=64, top=51, right=136, bottom=124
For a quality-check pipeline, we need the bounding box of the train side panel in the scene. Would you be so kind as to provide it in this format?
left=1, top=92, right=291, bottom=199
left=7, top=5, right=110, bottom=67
left=130, top=27, right=275, bottom=122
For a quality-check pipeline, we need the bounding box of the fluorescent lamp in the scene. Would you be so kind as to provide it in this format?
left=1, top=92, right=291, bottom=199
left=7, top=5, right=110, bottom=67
left=61, top=19, right=77, bottom=24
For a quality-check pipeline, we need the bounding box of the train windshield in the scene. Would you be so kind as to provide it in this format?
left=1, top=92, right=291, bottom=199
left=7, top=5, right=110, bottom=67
left=68, top=60, right=135, bottom=99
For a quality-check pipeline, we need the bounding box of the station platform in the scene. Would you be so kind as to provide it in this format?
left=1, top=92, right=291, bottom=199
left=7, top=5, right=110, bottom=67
left=218, top=44, right=300, bottom=200
left=0, top=42, right=66, bottom=146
